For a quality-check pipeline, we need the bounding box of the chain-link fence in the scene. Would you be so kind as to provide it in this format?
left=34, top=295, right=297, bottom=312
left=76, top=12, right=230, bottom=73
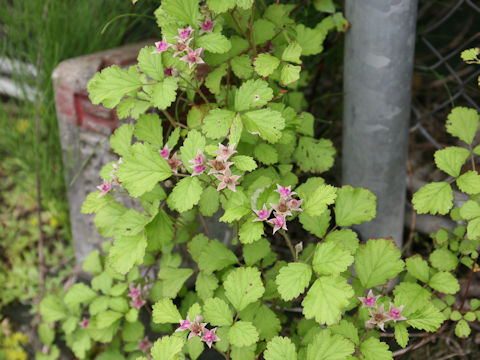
left=411, top=0, right=480, bottom=150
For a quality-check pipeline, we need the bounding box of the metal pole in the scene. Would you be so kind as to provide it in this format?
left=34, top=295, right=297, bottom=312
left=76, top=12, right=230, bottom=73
left=342, top=0, right=418, bottom=247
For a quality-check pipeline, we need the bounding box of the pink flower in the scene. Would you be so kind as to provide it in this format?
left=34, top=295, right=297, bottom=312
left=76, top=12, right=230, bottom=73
left=128, top=283, right=141, bottom=298
left=365, top=304, right=391, bottom=331
left=180, top=48, right=205, bottom=69
left=189, top=150, right=207, bottom=176
left=175, top=316, right=192, bottom=332
left=96, top=179, right=112, bottom=197
left=152, top=37, right=171, bottom=54
left=164, top=66, right=179, bottom=77
left=358, top=289, right=380, bottom=308
left=175, top=26, right=193, bottom=41
left=79, top=318, right=89, bottom=329
left=130, top=297, right=146, bottom=310
left=199, top=17, right=216, bottom=35
left=207, top=158, right=233, bottom=175
left=167, top=152, right=183, bottom=174
left=268, top=215, right=287, bottom=234
left=214, top=143, right=237, bottom=161
left=159, top=145, right=171, bottom=159
left=274, top=184, right=296, bottom=199
left=187, top=315, right=207, bottom=339
left=214, top=168, right=241, bottom=192
left=388, top=303, right=406, bottom=322
left=172, top=38, right=193, bottom=57
left=137, top=336, right=152, bottom=354
left=270, top=199, right=293, bottom=217
left=253, top=204, right=271, bottom=222
left=201, top=327, right=220, bottom=348
left=288, top=198, right=303, bottom=212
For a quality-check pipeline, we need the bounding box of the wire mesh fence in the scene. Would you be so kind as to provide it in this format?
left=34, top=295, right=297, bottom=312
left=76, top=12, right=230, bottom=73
left=411, top=0, right=480, bottom=150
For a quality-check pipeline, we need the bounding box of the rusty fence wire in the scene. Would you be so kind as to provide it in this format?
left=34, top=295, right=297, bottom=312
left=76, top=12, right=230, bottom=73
left=410, top=0, right=480, bottom=150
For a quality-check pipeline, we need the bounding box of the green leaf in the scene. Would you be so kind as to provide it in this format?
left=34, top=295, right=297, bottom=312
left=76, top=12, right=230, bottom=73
left=40, top=296, right=66, bottom=323
left=240, top=303, right=280, bottom=341
left=229, top=113, right=244, bottom=145
left=38, top=323, right=55, bottom=346
left=312, top=242, right=353, bottom=275
left=229, top=321, right=259, bottom=347
left=207, top=0, right=235, bottom=13
left=145, top=210, right=174, bottom=251
left=152, top=298, right=182, bottom=324
left=108, top=234, right=147, bottom=274
left=394, top=322, right=409, bottom=348
left=235, top=79, right=273, bottom=111
left=110, top=124, right=134, bottom=157
left=151, top=77, right=178, bottom=110
left=203, top=109, right=235, bottom=139
left=134, top=113, right=163, bottom=147
left=446, top=107, right=479, bottom=145
left=303, top=184, right=337, bottom=216
left=412, top=182, right=453, bottom=215
left=354, top=238, right=404, bottom=288
left=224, top=267, right=265, bottom=311
left=232, top=155, right=257, bottom=172
left=243, top=238, right=271, bottom=266
left=252, top=19, right=276, bottom=45
left=429, top=271, right=460, bottom=294
left=187, top=336, right=204, bottom=360
left=198, top=33, right=232, bottom=53
left=242, top=109, right=285, bottom=144
left=138, top=46, right=164, bottom=81
left=264, top=336, right=297, bottom=360
left=235, top=0, right=253, bottom=9
left=276, top=262, right=312, bottom=301
left=117, top=97, right=151, bottom=119
left=457, top=170, right=480, bottom=195
left=195, top=272, right=218, bottom=300
left=254, top=143, right=278, bottom=165
left=122, top=321, right=144, bottom=342
left=198, top=239, right=238, bottom=273
left=295, top=25, right=326, bottom=56
left=306, top=330, right=355, bottom=360
left=203, top=297, right=234, bottom=326
left=330, top=320, right=359, bottom=346
left=167, top=177, right=203, bottom=212
left=280, top=64, right=301, bottom=85
left=334, top=186, right=376, bottom=227
left=239, top=220, right=264, bottom=244
left=70, top=329, right=91, bottom=359
left=97, top=310, right=123, bottom=329
left=88, top=65, right=142, bottom=108
left=302, top=276, right=353, bottom=325
left=117, top=142, right=172, bottom=197
left=162, top=0, right=199, bottom=25
left=114, top=208, right=148, bottom=237
left=294, top=137, right=336, bottom=173
left=231, top=54, right=254, bottom=79
left=205, top=63, right=228, bottom=95
left=179, top=130, right=206, bottom=170
left=167, top=127, right=181, bottom=148
left=297, top=112, right=315, bottom=137
left=158, top=267, right=193, bottom=298
left=314, top=0, right=335, bottom=13
left=406, top=302, right=445, bottom=332
left=151, top=335, right=185, bottom=360
left=220, top=190, right=251, bottom=222
left=324, top=229, right=359, bottom=255
left=82, top=250, right=102, bottom=275
left=405, top=255, right=429, bottom=283
left=455, top=319, right=471, bottom=338
left=94, top=200, right=127, bottom=237
left=64, top=283, right=96, bottom=308
left=299, top=211, right=331, bottom=238
left=434, top=146, right=470, bottom=177
left=199, top=186, right=220, bottom=216
left=282, top=42, right=302, bottom=64
left=231, top=345, right=255, bottom=360
left=429, top=248, right=458, bottom=271
left=393, top=282, right=431, bottom=315
left=461, top=48, right=480, bottom=62
left=360, top=337, right=393, bottom=360
left=254, top=54, right=280, bottom=77
left=467, top=217, right=480, bottom=240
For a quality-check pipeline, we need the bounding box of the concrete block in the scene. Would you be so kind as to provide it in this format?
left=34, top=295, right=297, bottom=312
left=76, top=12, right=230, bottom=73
left=52, top=40, right=153, bottom=264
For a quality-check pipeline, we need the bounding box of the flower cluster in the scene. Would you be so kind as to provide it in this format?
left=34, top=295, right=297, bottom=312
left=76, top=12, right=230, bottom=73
left=128, top=283, right=146, bottom=310
left=253, top=185, right=303, bottom=234
left=175, top=315, right=220, bottom=348
left=152, top=19, right=213, bottom=69
left=160, top=145, right=184, bottom=174
left=137, top=336, right=152, bottom=357
left=359, top=290, right=406, bottom=331
left=96, top=158, right=122, bottom=197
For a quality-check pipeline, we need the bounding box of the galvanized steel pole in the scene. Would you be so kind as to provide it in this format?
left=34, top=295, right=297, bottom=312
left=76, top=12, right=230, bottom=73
left=342, top=0, right=418, bottom=247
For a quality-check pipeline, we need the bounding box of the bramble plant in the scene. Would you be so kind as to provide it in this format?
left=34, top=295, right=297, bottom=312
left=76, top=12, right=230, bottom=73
left=38, top=1, right=479, bottom=359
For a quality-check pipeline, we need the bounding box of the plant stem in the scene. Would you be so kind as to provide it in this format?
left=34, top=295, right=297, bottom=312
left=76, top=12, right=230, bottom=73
left=198, top=213, right=210, bottom=238
left=249, top=1, right=257, bottom=57
left=230, top=9, right=252, bottom=50
left=459, top=257, right=477, bottom=311
left=279, top=229, right=296, bottom=261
